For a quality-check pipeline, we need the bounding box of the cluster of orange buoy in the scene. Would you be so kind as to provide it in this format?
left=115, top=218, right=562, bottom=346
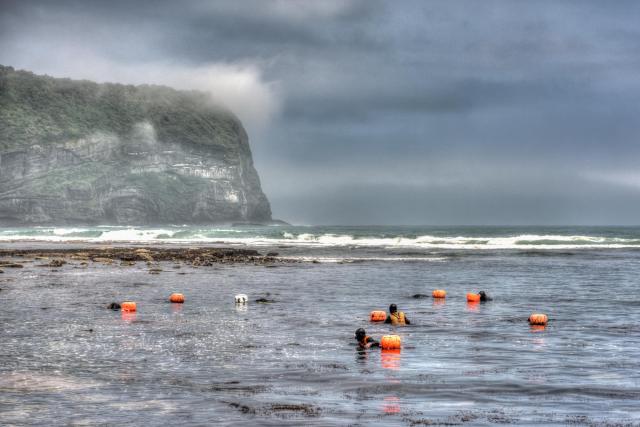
left=367, top=289, right=549, bottom=348
left=430, top=289, right=489, bottom=302
left=436, top=289, right=549, bottom=326
left=431, top=289, right=490, bottom=303
left=118, top=293, right=185, bottom=313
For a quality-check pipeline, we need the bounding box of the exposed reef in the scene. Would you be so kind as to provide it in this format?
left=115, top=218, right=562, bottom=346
left=0, top=247, right=292, bottom=266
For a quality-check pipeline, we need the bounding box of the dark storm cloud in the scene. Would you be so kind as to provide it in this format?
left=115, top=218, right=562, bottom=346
left=1, top=0, right=383, bottom=62
left=280, top=76, right=600, bottom=123
left=2, top=0, right=640, bottom=224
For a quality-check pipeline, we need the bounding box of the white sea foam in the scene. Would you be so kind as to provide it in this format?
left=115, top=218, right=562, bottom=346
left=1, top=227, right=639, bottom=249
left=287, top=256, right=449, bottom=263
left=52, top=228, right=89, bottom=235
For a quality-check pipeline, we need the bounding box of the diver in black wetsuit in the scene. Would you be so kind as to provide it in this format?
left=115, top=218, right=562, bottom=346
left=478, top=291, right=492, bottom=301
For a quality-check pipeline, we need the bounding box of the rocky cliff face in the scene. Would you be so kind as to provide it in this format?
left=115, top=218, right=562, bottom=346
left=0, top=65, right=272, bottom=225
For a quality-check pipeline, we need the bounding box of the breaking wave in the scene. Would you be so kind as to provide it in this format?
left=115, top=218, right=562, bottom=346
left=2, top=226, right=640, bottom=250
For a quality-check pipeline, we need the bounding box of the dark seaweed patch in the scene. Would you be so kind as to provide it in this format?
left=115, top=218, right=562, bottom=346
left=403, top=410, right=479, bottom=425
left=268, top=403, right=320, bottom=417
left=207, top=382, right=270, bottom=395
left=37, top=282, right=67, bottom=289
left=131, top=282, right=153, bottom=287
left=225, top=401, right=255, bottom=414
left=224, top=401, right=320, bottom=417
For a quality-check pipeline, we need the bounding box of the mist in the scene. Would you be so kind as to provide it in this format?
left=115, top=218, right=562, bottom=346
left=2, top=0, right=640, bottom=224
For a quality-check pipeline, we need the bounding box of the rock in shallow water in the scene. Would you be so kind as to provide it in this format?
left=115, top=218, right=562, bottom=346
left=0, top=261, right=23, bottom=268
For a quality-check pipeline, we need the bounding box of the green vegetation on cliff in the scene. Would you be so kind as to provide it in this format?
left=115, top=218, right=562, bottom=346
left=0, top=65, right=272, bottom=225
left=0, top=65, right=244, bottom=151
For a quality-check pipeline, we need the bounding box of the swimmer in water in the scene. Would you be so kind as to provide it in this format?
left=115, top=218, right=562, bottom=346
left=385, top=304, right=411, bottom=325
left=478, top=291, right=492, bottom=301
left=355, top=328, right=379, bottom=349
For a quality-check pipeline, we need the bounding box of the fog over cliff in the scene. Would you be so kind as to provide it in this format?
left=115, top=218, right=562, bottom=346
left=0, top=66, right=271, bottom=225
left=2, top=0, right=640, bottom=224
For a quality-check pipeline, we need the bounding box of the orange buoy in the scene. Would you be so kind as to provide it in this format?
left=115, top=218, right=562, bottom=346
left=370, top=310, right=387, bottom=322
left=528, top=313, right=548, bottom=325
left=121, top=301, right=137, bottom=312
left=467, top=293, right=480, bottom=302
left=169, top=293, right=185, bottom=303
left=380, top=335, right=401, bottom=350
left=432, top=289, right=446, bottom=298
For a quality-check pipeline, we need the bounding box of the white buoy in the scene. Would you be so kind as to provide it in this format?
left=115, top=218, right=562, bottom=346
left=235, top=294, right=248, bottom=304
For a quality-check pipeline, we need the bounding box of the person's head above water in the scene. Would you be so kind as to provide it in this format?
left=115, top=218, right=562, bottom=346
left=386, top=303, right=410, bottom=324
left=355, top=328, right=366, bottom=341
left=478, top=291, right=492, bottom=301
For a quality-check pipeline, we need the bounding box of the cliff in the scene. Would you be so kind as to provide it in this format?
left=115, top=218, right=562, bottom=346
left=0, top=65, right=272, bottom=225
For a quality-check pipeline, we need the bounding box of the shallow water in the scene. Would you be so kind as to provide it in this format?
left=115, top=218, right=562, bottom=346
left=1, top=248, right=640, bottom=425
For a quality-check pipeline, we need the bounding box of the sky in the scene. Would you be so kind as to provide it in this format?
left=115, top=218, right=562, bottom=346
left=1, top=0, right=640, bottom=225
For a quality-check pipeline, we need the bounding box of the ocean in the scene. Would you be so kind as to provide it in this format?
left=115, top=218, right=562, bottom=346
left=1, top=225, right=639, bottom=425
left=4, top=224, right=640, bottom=255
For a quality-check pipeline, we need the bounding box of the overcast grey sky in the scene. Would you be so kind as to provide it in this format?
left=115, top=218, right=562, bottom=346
left=2, top=0, right=640, bottom=225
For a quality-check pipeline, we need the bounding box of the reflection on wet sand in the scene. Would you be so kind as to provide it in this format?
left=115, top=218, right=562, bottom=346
left=466, top=301, right=479, bottom=312
left=381, top=395, right=401, bottom=414
left=121, top=311, right=137, bottom=322
left=380, top=348, right=402, bottom=415
left=0, top=373, right=98, bottom=392
left=381, top=349, right=401, bottom=371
